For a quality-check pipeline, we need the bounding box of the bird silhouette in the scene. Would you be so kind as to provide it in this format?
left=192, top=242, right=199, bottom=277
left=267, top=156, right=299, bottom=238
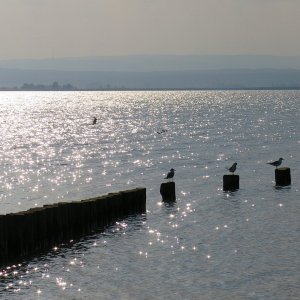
left=157, top=129, right=168, bottom=134
left=267, top=158, right=284, bottom=168
left=164, top=168, right=175, bottom=181
left=227, top=162, right=237, bottom=174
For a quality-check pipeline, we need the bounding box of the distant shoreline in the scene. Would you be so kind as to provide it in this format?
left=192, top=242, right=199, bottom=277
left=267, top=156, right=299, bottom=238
left=1, top=87, right=300, bottom=92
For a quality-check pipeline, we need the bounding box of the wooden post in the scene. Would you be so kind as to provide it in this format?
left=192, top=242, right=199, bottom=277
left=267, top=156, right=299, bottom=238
left=223, top=175, right=239, bottom=191
left=275, top=167, right=291, bottom=186
left=160, top=182, right=176, bottom=202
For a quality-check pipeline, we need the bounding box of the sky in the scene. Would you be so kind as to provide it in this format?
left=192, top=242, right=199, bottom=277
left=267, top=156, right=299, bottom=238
left=0, top=0, right=300, bottom=60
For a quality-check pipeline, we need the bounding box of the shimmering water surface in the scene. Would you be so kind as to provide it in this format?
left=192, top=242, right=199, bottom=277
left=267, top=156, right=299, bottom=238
left=0, top=91, right=299, bottom=299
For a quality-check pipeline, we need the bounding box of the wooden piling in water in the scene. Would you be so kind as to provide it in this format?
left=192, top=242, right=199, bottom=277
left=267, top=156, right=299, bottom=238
left=223, top=175, right=239, bottom=191
left=0, top=188, right=146, bottom=267
left=160, top=182, right=176, bottom=202
left=275, top=167, right=291, bottom=186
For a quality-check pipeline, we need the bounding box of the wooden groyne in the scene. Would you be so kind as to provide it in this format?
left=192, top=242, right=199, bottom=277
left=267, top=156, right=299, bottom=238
left=275, top=167, right=291, bottom=186
left=160, top=182, right=176, bottom=202
left=0, top=188, right=146, bottom=267
left=223, top=174, right=240, bottom=191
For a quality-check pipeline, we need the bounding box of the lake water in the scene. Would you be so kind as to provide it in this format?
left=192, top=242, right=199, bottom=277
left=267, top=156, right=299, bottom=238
left=0, top=90, right=299, bottom=299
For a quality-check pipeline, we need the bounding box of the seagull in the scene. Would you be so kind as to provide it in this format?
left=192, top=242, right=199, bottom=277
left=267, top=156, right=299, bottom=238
left=267, top=157, right=284, bottom=168
left=227, top=162, right=237, bottom=174
left=164, top=168, right=175, bottom=181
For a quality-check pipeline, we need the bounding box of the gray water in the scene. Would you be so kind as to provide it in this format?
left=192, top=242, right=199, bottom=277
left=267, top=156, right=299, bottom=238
left=0, top=91, right=299, bottom=299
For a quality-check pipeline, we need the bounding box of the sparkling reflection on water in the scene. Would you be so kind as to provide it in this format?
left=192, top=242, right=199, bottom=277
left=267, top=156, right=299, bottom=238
left=0, top=91, right=299, bottom=299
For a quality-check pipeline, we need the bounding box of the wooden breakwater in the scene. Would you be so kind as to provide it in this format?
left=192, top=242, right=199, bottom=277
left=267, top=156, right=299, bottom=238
left=0, top=188, right=146, bottom=267
left=160, top=182, right=176, bottom=202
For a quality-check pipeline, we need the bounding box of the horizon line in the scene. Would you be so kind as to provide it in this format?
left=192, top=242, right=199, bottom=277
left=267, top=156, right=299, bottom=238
left=1, top=53, right=300, bottom=62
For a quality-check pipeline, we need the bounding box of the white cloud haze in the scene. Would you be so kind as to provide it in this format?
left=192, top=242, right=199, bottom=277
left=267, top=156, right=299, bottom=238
left=0, top=0, right=299, bottom=59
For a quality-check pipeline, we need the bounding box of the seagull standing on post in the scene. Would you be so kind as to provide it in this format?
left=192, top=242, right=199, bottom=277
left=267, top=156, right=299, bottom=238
left=164, top=168, right=175, bottom=181
left=227, top=162, right=237, bottom=174
left=267, top=158, right=284, bottom=168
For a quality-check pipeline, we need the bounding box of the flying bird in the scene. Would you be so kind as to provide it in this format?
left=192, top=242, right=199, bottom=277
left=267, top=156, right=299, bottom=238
left=227, top=162, right=237, bottom=174
left=164, top=168, right=175, bottom=181
left=157, top=129, right=168, bottom=134
left=267, top=157, right=284, bottom=168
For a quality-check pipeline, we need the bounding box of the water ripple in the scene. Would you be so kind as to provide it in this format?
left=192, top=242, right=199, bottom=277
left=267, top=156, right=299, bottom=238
left=0, top=90, right=299, bottom=299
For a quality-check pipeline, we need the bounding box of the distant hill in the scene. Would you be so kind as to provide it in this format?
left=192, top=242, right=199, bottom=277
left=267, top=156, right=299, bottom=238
left=1, top=55, right=300, bottom=72
left=1, top=55, right=300, bottom=90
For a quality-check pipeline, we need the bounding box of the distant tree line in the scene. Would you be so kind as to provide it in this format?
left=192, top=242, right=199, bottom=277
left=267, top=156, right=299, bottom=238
left=0, top=81, right=76, bottom=91
left=0, top=82, right=129, bottom=91
left=20, top=81, right=76, bottom=91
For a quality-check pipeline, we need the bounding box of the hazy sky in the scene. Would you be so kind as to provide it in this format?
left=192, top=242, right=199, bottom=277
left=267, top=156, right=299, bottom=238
left=1, top=0, right=300, bottom=60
